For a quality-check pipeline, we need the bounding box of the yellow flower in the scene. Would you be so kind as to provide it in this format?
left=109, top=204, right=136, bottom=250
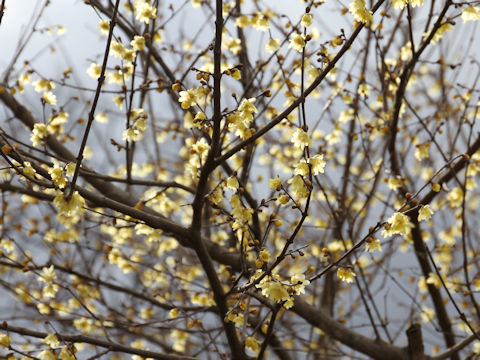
left=432, top=183, right=441, bottom=192
left=288, top=33, right=306, bottom=52
left=257, top=280, right=290, bottom=303
left=418, top=205, right=434, bottom=222
left=123, top=49, right=136, bottom=62
left=178, top=89, right=197, bottom=109
left=446, top=187, right=463, bottom=208
left=170, top=308, right=179, bottom=318
left=113, top=95, right=124, bottom=109
left=245, top=336, right=260, bottom=352
left=259, top=248, right=270, bottom=262
left=43, top=91, right=57, bottom=105
left=31, top=123, right=48, bottom=147
left=48, top=165, right=67, bottom=189
left=42, top=333, right=60, bottom=347
left=278, top=195, right=289, bottom=204
left=415, top=142, right=430, bottom=160
left=38, top=350, right=56, bottom=360
left=59, top=345, right=76, bottom=360
left=53, top=191, right=86, bottom=216
left=32, top=79, right=55, bottom=92
left=97, top=19, right=109, bottom=35
left=269, top=176, right=282, bottom=190
left=235, top=15, right=250, bottom=28
left=387, top=177, right=403, bottom=190
left=301, top=13, right=313, bottom=27
left=122, top=128, right=142, bottom=142
left=19, top=73, right=31, bottom=84
left=310, top=154, right=326, bottom=175
left=294, top=161, right=310, bottom=177
left=231, top=68, right=241, bottom=80
left=337, top=267, right=356, bottom=283
left=95, top=113, right=108, bottom=123
left=225, top=176, right=239, bottom=190
left=0, top=333, right=11, bottom=348
left=421, top=307, right=435, bottom=323
left=291, top=128, right=312, bottom=150
left=392, top=0, right=408, bottom=9
left=191, top=0, right=202, bottom=7
left=38, top=265, right=57, bottom=284
left=410, top=0, right=423, bottom=7
left=110, top=40, right=126, bottom=58
left=130, top=35, right=146, bottom=51
left=21, top=161, right=36, bottom=179
left=365, top=238, right=382, bottom=252
left=382, top=212, right=414, bottom=238
left=462, top=5, right=480, bottom=23
left=288, top=175, right=309, bottom=199
left=426, top=272, right=443, bottom=288
left=290, top=273, right=310, bottom=295
left=349, top=0, right=372, bottom=23
left=134, top=0, right=157, bottom=24
left=265, top=38, right=280, bottom=54
left=47, top=111, right=68, bottom=134
left=86, top=62, right=101, bottom=79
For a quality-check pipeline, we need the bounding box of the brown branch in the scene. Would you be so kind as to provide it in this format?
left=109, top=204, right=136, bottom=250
left=407, top=323, right=425, bottom=360
left=68, top=0, right=121, bottom=198
left=214, top=0, right=386, bottom=167
left=292, top=298, right=408, bottom=360
left=186, top=1, right=246, bottom=358
left=0, top=322, right=197, bottom=360
left=0, top=0, right=6, bottom=26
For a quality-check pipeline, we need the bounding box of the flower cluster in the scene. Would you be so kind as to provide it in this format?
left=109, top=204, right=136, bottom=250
left=122, top=108, right=147, bottom=142
left=254, top=271, right=310, bottom=309
left=348, top=0, right=372, bottom=24
left=227, top=98, right=258, bottom=139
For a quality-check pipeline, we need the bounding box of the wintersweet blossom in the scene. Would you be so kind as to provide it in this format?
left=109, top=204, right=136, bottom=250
left=462, top=6, right=480, bottom=23
left=349, top=0, right=372, bottom=23
left=265, top=38, right=280, bottom=54
left=42, top=334, right=60, bottom=347
left=245, top=336, right=260, bottom=352
left=225, top=176, right=239, bottom=190
left=337, top=267, right=356, bottom=283
left=288, top=33, right=306, bottom=52
left=48, top=165, right=67, bottom=189
left=365, top=238, right=382, bottom=252
left=32, top=79, right=55, bottom=92
left=288, top=175, right=309, bottom=199
left=392, top=0, right=423, bottom=10
left=86, top=62, right=101, bottom=79
left=0, top=333, right=11, bottom=348
left=415, top=142, right=430, bottom=160
left=257, top=280, right=290, bottom=303
left=53, top=191, right=86, bottom=216
left=269, top=176, right=282, bottom=190
left=301, top=13, right=313, bottom=27
left=130, top=35, right=146, bottom=51
left=38, top=265, right=56, bottom=284
left=134, top=0, right=157, bottom=24
left=97, top=19, right=109, bottom=35
left=310, top=154, right=326, bottom=175
left=31, top=123, right=48, bottom=146
left=43, top=91, right=57, bottom=105
left=418, top=205, right=434, bottom=222
left=382, top=212, right=414, bottom=238
left=291, top=128, right=312, bottom=150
